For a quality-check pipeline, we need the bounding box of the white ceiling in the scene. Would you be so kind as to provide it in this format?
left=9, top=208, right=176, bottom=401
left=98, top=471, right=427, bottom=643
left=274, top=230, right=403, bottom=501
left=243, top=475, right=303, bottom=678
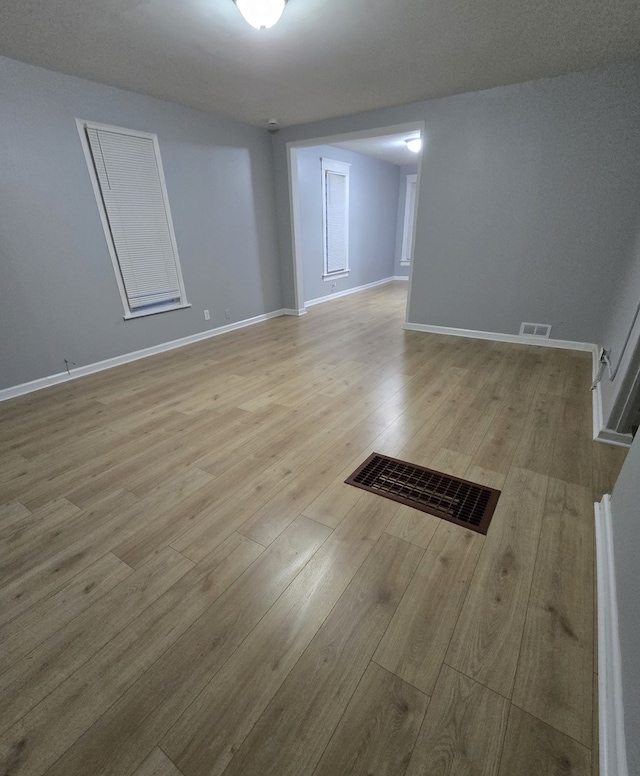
left=0, top=0, right=638, bottom=128
left=333, top=132, right=422, bottom=167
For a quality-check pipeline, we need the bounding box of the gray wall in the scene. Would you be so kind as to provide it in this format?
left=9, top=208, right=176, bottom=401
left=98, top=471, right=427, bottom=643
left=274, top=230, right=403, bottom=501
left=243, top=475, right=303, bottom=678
left=0, top=55, right=282, bottom=391
left=295, top=144, right=399, bottom=303
left=4, top=56, right=640, bottom=393
left=609, top=435, right=640, bottom=775
left=393, top=163, right=418, bottom=279
left=273, top=64, right=640, bottom=344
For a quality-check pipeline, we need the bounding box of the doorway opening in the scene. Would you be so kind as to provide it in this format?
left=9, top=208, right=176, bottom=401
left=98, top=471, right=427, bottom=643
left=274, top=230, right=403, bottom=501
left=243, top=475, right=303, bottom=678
left=287, top=122, right=425, bottom=319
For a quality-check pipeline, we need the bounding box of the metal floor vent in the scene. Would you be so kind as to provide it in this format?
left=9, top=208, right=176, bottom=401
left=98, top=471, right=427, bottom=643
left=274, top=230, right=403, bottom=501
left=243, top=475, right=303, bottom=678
left=345, top=453, right=500, bottom=535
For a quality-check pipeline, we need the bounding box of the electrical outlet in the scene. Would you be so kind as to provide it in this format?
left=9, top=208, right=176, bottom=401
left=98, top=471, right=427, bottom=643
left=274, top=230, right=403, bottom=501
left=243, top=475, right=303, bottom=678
left=224, top=309, right=230, bottom=320
left=203, top=309, right=210, bottom=321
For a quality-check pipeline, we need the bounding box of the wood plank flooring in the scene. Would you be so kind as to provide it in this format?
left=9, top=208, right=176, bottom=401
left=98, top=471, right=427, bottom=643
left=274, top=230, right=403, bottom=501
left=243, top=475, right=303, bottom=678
left=0, top=281, right=627, bottom=776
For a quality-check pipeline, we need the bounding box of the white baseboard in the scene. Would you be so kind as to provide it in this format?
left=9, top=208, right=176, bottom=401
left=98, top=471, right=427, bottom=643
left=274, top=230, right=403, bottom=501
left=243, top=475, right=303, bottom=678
left=283, top=308, right=307, bottom=316
left=595, top=495, right=628, bottom=776
left=596, top=430, right=633, bottom=447
left=403, top=321, right=598, bottom=353
left=305, top=276, right=395, bottom=307
left=0, top=309, right=287, bottom=403
left=591, top=383, right=633, bottom=448
left=393, top=275, right=409, bottom=281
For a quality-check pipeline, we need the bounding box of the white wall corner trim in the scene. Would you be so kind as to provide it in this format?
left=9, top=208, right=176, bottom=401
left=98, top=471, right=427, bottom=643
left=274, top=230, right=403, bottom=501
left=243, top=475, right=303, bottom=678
left=595, top=495, right=629, bottom=776
left=0, top=309, right=287, bottom=402
left=402, top=322, right=597, bottom=353
left=591, top=376, right=633, bottom=448
left=305, top=276, right=395, bottom=307
left=283, top=308, right=308, bottom=316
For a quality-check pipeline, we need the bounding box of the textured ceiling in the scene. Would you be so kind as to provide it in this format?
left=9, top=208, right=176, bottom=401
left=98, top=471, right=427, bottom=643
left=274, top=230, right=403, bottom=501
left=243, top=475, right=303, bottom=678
left=334, top=132, right=422, bottom=167
left=0, top=0, right=639, bottom=128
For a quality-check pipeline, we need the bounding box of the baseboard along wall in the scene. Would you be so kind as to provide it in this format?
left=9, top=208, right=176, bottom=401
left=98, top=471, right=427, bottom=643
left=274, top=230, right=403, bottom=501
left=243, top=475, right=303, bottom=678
left=0, top=309, right=286, bottom=402
left=1, top=296, right=632, bottom=453
left=305, top=276, right=398, bottom=307
left=2, top=277, right=402, bottom=402
left=403, top=321, right=597, bottom=353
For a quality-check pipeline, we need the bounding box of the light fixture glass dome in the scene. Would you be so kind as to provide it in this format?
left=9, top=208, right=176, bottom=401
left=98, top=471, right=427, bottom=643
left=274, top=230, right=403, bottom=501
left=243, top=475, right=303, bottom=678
left=405, top=138, right=422, bottom=153
left=235, top=0, right=286, bottom=29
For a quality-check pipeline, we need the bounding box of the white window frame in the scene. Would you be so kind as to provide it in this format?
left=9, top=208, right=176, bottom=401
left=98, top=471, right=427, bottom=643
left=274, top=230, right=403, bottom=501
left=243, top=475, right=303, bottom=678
left=400, top=173, right=418, bottom=266
left=321, top=158, right=350, bottom=280
left=76, top=119, right=190, bottom=320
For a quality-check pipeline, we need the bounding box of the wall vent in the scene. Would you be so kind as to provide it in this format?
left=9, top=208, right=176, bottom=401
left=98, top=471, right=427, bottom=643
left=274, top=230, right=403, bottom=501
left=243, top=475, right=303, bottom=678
left=519, top=322, right=551, bottom=338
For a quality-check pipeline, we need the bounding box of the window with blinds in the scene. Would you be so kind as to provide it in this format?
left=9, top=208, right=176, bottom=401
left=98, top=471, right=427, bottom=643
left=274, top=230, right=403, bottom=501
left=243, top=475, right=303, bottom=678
left=77, top=120, right=189, bottom=319
left=401, top=173, right=418, bottom=265
left=321, top=158, right=350, bottom=278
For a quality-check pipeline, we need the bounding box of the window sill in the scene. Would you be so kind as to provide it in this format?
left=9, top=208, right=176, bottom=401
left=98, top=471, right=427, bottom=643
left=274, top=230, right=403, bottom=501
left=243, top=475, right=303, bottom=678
left=400, top=260, right=411, bottom=267
left=124, top=302, right=192, bottom=320
left=322, top=271, right=350, bottom=281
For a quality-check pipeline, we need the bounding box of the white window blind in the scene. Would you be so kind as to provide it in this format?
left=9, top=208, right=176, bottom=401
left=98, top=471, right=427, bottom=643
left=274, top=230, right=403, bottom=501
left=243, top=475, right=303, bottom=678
left=401, top=173, right=417, bottom=264
left=79, top=121, right=188, bottom=317
left=321, top=158, right=350, bottom=277
left=325, top=171, right=347, bottom=273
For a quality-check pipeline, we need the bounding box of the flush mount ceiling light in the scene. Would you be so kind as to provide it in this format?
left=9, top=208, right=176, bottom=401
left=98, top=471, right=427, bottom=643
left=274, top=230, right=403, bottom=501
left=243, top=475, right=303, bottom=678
left=235, top=0, right=287, bottom=29
left=405, top=138, right=422, bottom=153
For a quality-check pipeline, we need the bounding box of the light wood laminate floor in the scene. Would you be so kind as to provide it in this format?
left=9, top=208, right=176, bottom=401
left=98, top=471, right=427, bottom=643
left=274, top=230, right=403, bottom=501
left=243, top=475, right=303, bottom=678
left=0, top=282, right=627, bottom=776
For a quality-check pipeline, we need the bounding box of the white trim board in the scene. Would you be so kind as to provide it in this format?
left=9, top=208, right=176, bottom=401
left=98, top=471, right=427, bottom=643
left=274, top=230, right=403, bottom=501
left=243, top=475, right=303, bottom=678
left=0, top=310, right=286, bottom=403
left=595, top=495, right=629, bottom=776
left=305, top=276, right=396, bottom=307
left=403, top=321, right=598, bottom=353
left=592, top=383, right=633, bottom=447
left=283, top=308, right=307, bottom=316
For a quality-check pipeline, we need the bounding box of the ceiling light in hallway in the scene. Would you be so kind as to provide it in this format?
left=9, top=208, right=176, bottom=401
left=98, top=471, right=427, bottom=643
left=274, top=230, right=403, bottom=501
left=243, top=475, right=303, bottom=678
left=235, top=0, right=287, bottom=29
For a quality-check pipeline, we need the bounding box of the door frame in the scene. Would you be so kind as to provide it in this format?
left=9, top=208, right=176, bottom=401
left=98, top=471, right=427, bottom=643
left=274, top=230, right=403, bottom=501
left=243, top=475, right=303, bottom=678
left=286, top=120, right=425, bottom=318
